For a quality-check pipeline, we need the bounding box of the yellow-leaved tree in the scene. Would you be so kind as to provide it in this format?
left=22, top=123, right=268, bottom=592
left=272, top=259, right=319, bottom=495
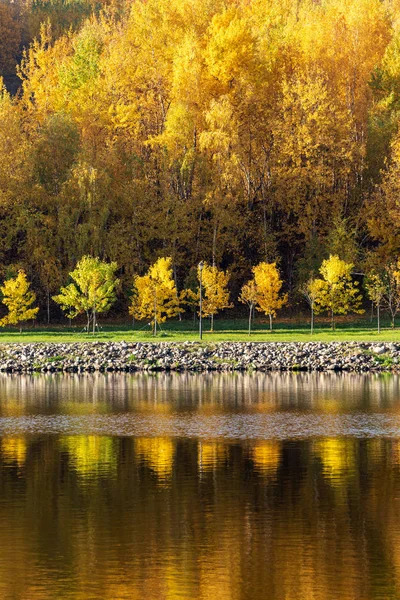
left=376, top=263, right=400, bottom=329
left=130, top=257, right=181, bottom=335
left=299, top=277, right=319, bottom=335
left=252, top=262, right=287, bottom=331
left=239, top=279, right=258, bottom=335
left=53, top=256, right=119, bottom=334
left=0, top=270, right=39, bottom=332
left=312, top=255, right=364, bottom=330
left=364, top=270, right=387, bottom=333
left=198, top=262, right=232, bottom=331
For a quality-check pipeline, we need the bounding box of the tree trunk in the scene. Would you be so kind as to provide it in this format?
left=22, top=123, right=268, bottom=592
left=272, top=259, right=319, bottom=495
left=195, top=209, right=203, bottom=263
left=377, top=304, right=380, bottom=334
left=210, top=314, right=214, bottom=332
left=248, top=305, right=252, bottom=336
left=92, top=308, right=96, bottom=335
left=212, top=224, right=217, bottom=267
left=86, top=312, right=90, bottom=334
left=269, top=313, right=272, bottom=331
left=173, top=263, right=182, bottom=321
left=263, top=205, right=268, bottom=261
left=311, top=305, right=314, bottom=335
left=154, top=292, right=157, bottom=336
left=331, top=309, right=335, bottom=331
left=46, top=289, right=50, bottom=324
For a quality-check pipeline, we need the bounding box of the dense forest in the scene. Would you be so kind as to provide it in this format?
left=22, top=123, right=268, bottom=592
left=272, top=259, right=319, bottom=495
left=1, top=0, right=400, bottom=319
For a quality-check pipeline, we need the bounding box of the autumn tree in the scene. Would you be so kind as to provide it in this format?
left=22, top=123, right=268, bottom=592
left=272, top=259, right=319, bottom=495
left=0, top=84, right=31, bottom=267
left=0, top=4, right=21, bottom=76
left=380, top=263, right=400, bottom=328
left=312, top=255, right=364, bottom=330
left=252, top=262, right=287, bottom=331
left=129, top=257, right=181, bottom=335
left=239, top=279, right=258, bottom=336
left=272, top=71, right=358, bottom=248
left=53, top=256, right=119, bottom=333
left=299, top=277, right=319, bottom=335
left=364, top=270, right=387, bottom=333
left=0, top=270, right=39, bottom=333
left=0, top=0, right=396, bottom=314
left=198, top=262, right=232, bottom=331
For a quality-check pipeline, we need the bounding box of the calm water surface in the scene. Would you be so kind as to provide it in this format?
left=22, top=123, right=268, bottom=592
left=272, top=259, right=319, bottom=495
left=1, top=372, right=400, bottom=599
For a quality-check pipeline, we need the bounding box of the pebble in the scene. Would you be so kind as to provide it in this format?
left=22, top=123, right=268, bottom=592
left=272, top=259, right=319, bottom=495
left=0, top=341, right=394, bottom=373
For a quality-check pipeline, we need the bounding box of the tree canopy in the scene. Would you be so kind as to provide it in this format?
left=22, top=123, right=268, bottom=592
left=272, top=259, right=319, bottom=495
left=0, top=270, right=39, bottom=332
left=129, top=256, right=181, bottom=334
left=312, top=255, right=364, bottom=329
left=53, top=256, right=119, bottom=333
left=0, top=0, right=399, bottom=320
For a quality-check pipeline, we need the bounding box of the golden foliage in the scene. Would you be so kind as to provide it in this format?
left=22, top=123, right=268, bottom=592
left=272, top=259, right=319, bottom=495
left=0, top=270, right=39, bottom=330
left=312, top=255, right=364, bottom=328
left=130, top=257, right=181, bottom=332
left=252, top=262, right=287, bottom=329
left=198, top=262, right=232, bottom=329
left=0, top=0, right=399, bottom=308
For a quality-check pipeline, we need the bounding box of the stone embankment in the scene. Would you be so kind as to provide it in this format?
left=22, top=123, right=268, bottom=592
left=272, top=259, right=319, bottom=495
left=0, top=341, right=397, bottom=373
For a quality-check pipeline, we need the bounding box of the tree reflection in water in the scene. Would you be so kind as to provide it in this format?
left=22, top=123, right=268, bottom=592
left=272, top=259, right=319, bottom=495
left=0, top=373, right=398, bottom=599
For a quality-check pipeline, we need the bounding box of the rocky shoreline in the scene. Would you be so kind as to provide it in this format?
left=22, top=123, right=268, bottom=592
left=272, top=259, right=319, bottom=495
left=0, top=341, right=397, bottom=373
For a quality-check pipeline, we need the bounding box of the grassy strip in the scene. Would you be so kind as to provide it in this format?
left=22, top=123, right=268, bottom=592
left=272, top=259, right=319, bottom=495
left=0, top=317, right=400, bottom=343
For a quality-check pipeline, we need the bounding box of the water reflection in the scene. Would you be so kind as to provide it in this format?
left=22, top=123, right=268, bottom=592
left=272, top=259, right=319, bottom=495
left=61, top=435, right=117, bottom=479
left=135, top=437, right=175, bottom=483
left=251, top=440, right=281, bottom=476
left=0, top=371, right=399, bottom=416
left=0, top=374, right=400, bottom=598
left=0, top=373, right=399, bottom=440
left=0, top=435, right=400, bottom=598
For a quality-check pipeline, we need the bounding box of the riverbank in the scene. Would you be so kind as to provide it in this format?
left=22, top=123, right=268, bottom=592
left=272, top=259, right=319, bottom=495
left=0, top=341, right=398, bottom=373
left=3, top=317, right=400, bottom=343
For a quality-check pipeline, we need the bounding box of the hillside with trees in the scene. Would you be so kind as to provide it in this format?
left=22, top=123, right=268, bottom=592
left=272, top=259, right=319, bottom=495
left=1, top=0, right=400, bottom=321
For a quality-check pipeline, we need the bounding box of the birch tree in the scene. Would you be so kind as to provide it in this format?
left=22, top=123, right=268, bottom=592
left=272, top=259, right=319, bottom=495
left=130, top=257, right=181, bottom=335
left=198, top=262, right=232, bottom=332
left=312, top=255, right=364, bottom=330
left=252, top=262, right=287, bottom=331
left=53, top=256, right=119, bottom=334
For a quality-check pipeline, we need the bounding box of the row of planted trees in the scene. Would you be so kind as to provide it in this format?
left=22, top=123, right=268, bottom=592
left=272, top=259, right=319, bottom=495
left=2, top=254, right=400, bottom=334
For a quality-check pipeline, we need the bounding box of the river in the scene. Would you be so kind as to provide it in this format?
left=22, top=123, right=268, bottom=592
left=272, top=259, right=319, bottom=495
left=0, top=372, right=399, bottom=599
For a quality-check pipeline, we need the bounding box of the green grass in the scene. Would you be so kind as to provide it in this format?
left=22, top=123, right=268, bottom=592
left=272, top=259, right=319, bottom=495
left=1, top=316, right=400, bottom=343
